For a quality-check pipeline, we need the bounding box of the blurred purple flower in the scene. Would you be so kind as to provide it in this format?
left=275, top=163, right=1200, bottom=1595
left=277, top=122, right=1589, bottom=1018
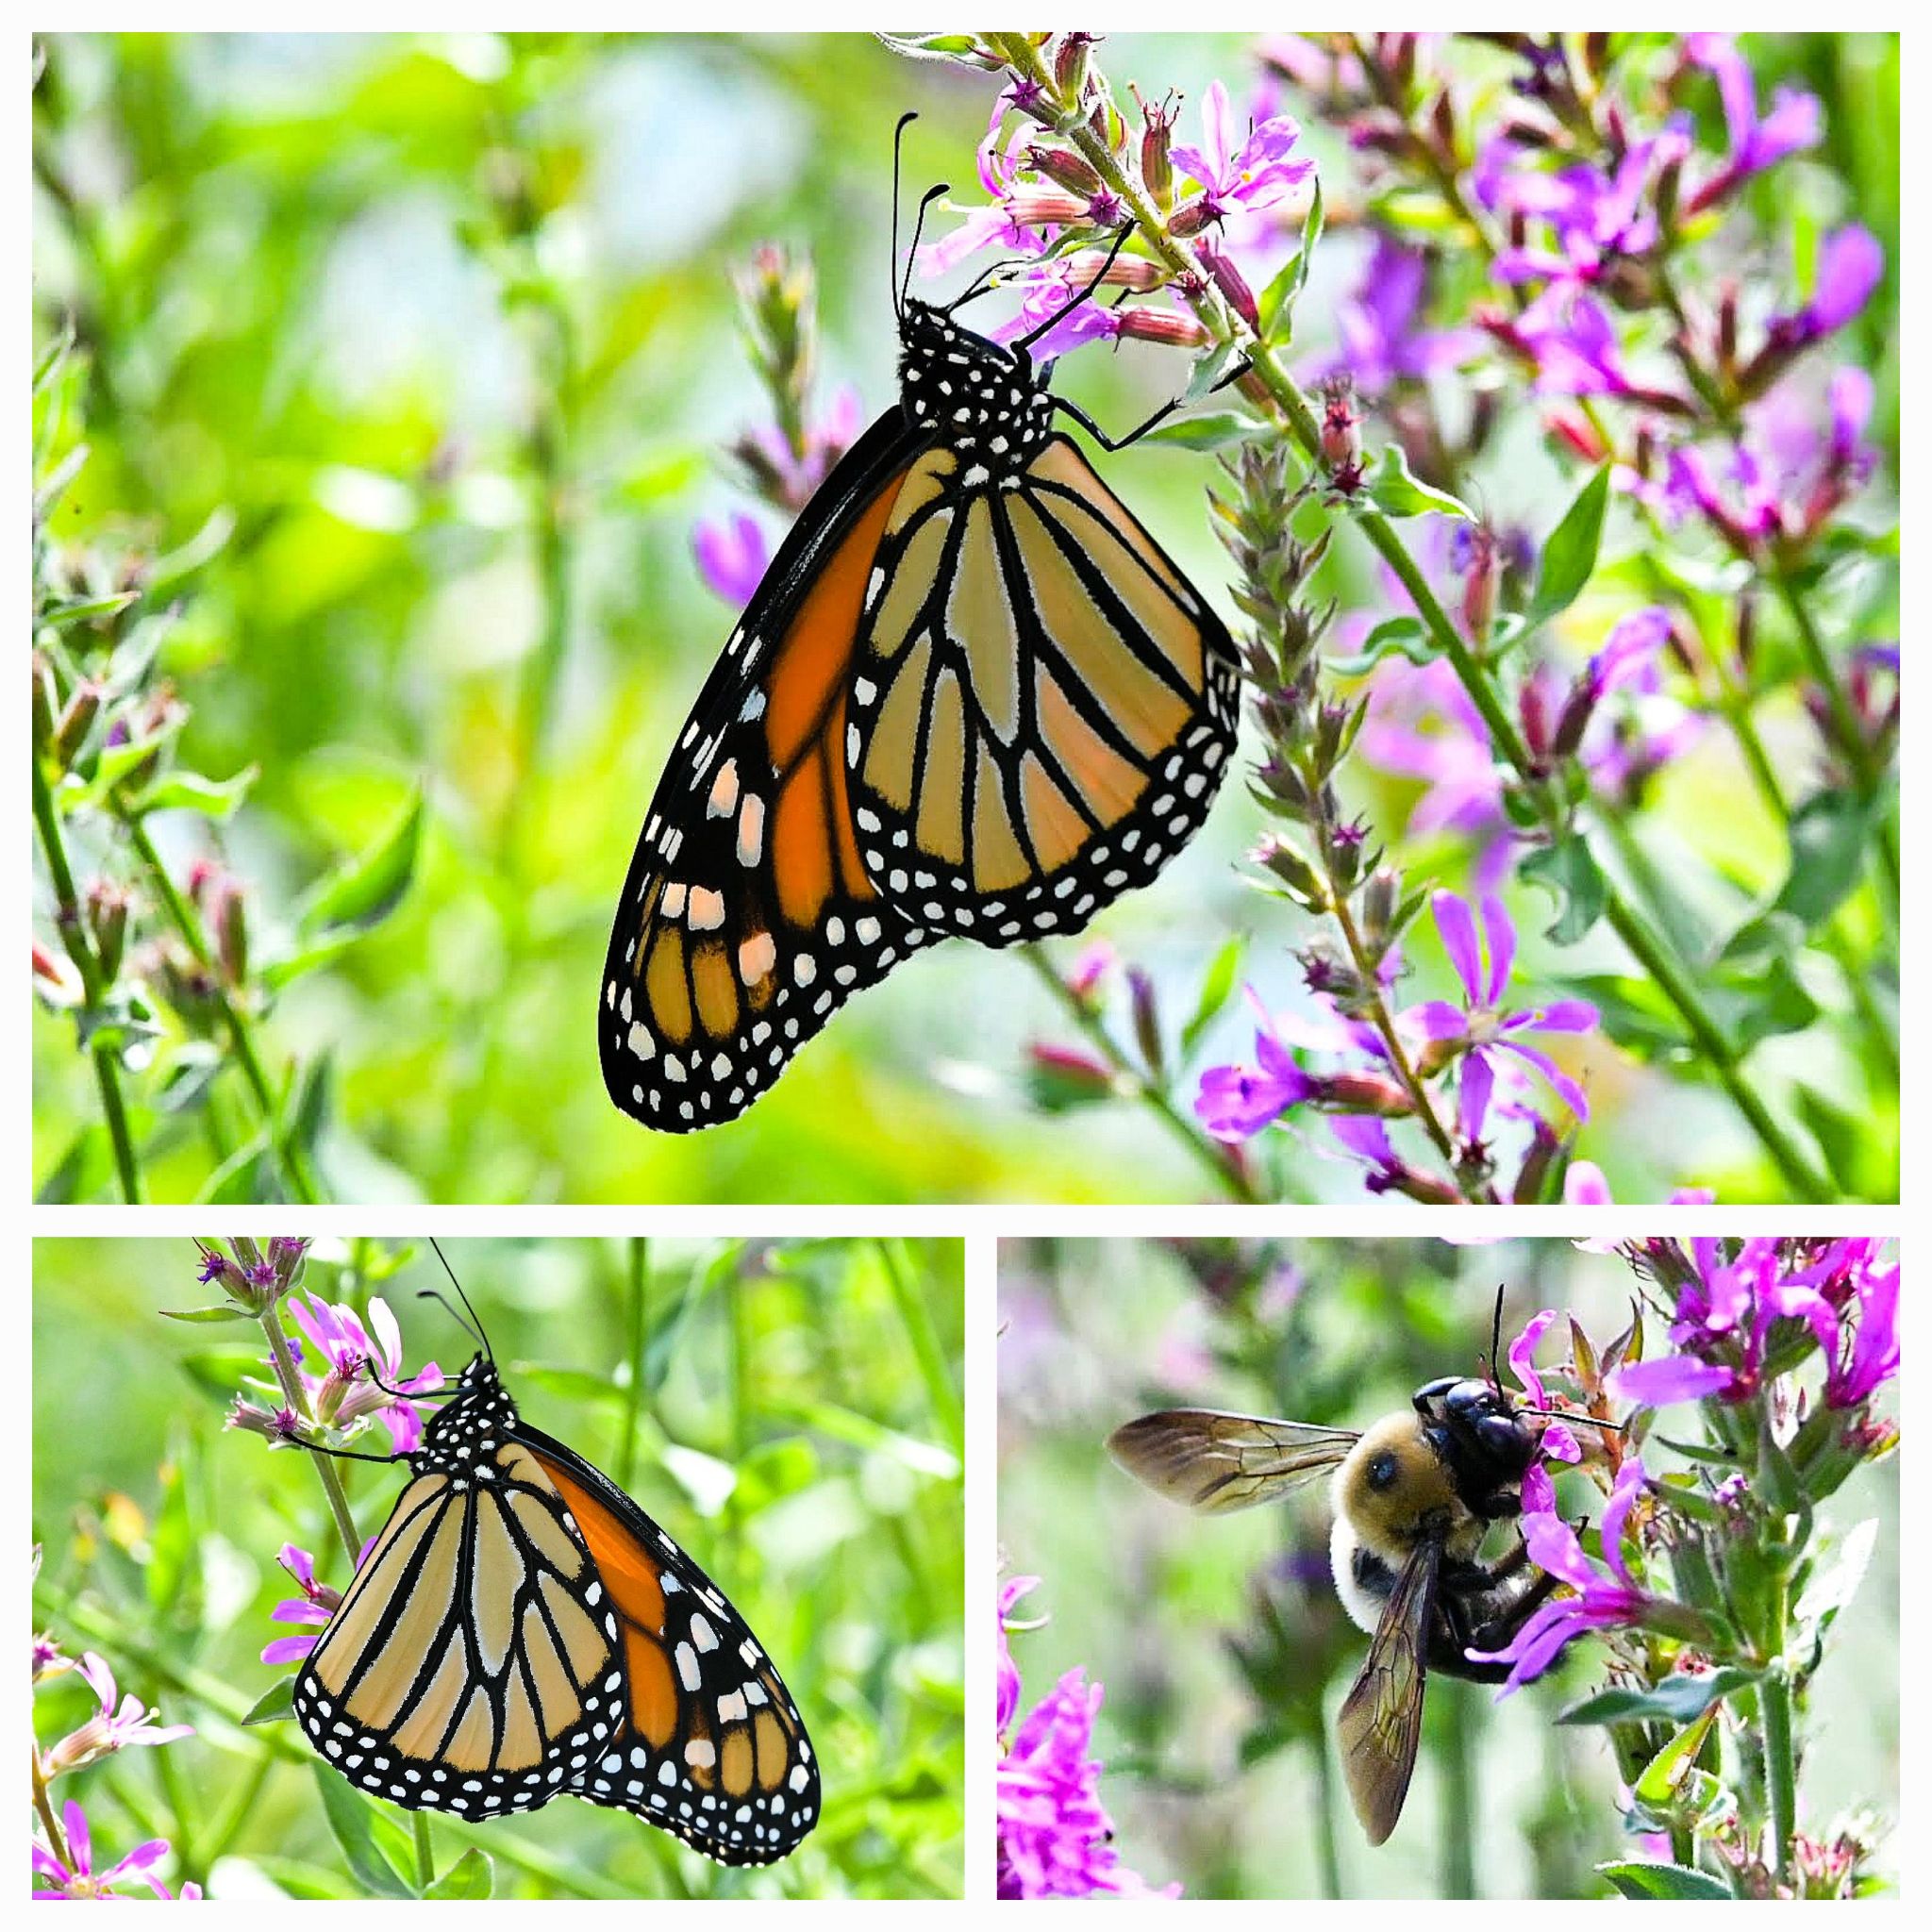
left=1307, top=237, right=1479, bottom=392
left=41, top=1652, right=192, bottom=1775
left=1484, top=129, right=1686, bottom=291
left=1171, top=80, right=1313, bottom=225
left=997, top=1574, right=1040, bottom=1738
left=1472, top=1451, right=1652, bottom=1691
left=1403, top=891, right=1598, bottom=1129
left=1194, top=991, right=1318, bottom=1141
left=998, top=1667, right=1173, bottom=1897
left=287, top=1292, right=441, bottom=1454
left=1564, top=1159, right=1716, bottom=1208
left=1685, top=34, right=1822, bottom=212
left=1765, top=225, right=1884, bottom=351
left=33, top=1802, right=176, bottom=1901
left=1511, top=291, right=1643, bottom=399
left=692, top=511, right=772, bottom=608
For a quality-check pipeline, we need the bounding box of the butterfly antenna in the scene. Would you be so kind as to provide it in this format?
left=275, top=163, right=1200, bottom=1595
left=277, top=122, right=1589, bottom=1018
left=1009, top=221, right=1134, bottom=354
left=902, top=182, right=949, bottom=313
left=891, top=110, right=917, bottom=320
left=424, top=1239, right=494, bottom=1360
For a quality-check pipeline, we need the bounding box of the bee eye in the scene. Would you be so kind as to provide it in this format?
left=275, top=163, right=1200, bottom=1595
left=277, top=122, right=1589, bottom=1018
left=1367, top=1450, right=1399, bottom=1491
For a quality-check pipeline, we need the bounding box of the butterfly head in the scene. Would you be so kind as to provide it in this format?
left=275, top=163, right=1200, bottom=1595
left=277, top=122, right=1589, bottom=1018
left=410, top=1350, right=519, bottom=1475
left=897, top=296, right=1055, bottom=473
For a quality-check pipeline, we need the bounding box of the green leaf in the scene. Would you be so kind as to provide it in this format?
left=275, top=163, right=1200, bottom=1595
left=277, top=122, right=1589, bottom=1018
left=1324, top=614, right=1435, bottom=676
left=242, top=1676, right=298, bottom=1725
left=1794, top=1517, right=1876, bottom=1637
left=1361, top=444, right=1474, bottom=520
left=313, top=1766, right=414, bottom=1898
left=1520, top=834, right=1607, bottom=943
left=1180, top=933, right=1246, bottom=1055
left=158, top=1303, right=255, bottom=1324
left=296, top=791, right=424, bottom=938
left=136, top=765, right=258, bottom=819
left=1257, top=176, right=1323, bottom=342
left=1791, top=1084, right=1866, bottom=1196
left=1141, top=408, right=1253, bottom=452
left=1632, top=1702, right=1723, bottom=1806
left=41, top=591, right=139, bottom=628
left=1768, top=790, right=1880, bottom=929
left=1560, top=1666, right=1755, bottom=1727
left=425, top=1849, right=494, bottom=1900
left=1528, top=464, right=1611, bottom=627
left=1597, top=1860, right=1733, bottom=1900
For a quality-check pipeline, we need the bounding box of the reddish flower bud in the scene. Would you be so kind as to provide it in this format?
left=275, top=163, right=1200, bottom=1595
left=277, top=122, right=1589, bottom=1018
left=1552, top=669, right=1601, bottom=758
left=1166, top=196, right=1220, bottom=238
left=1054, top=31, right=1101, bottom=101
left=1005, top=190, right=1091, bottom=230
left=1026, top=144, right=1103, bottom=199
left=213, top=876, right=249, bottom=987
left=1128, top=967, right=1165, bottom=1080
left=87, top=878, right=129, bottom=983
left=1114, top=305, right=1208, bottom=348
left=1324, top=1073, right=1414, bottom=1117
left=32, top=940, right=83, bottom=1007
left=1198, top=242, right=1258, bottom=332
left=1026, top=1041, right=1116, bottom=1101
left=1063, top=249, right=1165, bottom=293
left=1317, top=375, right=1363, bottom=490
left=53, top=679, right=103, bottom=766
left=1546, top=410, right=1607, bottom=462
left=1518, top=662, right=1561, bottom=763
left=1134, top=85, right=1177, bottom=208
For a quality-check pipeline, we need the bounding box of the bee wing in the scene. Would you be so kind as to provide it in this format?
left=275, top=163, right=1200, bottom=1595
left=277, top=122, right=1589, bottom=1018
left=1335, top=1534, right=1441, bottom=1846
left=1106, top=1409, right=1360, bottom=1515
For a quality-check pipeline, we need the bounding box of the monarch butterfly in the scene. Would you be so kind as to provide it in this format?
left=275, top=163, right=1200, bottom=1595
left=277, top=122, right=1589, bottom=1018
left=600, top=114, right=1243, bottom=1132
left=290, top=1276, right=818, bottom=1867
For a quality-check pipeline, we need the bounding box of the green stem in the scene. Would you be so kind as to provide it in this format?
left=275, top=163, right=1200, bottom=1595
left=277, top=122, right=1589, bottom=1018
left=1437, top=1679, right=1478, bottom=1898
left=258, top=1301, right=361, bottom=1567
left=991, top=34, right=1836, bottom=1199
left=35, top=754, right=144, bottom=1201
left=412, top=1812, right=436, bottom=1892
left=125, top=816, right=321, bottom=1204
left=874, top=1239, right=963, bottom=1457
left=1019, top=945, right=1259, bottom=1201
left=1308, top=1734, right=1343, bottom=1898
left=1760, top=1663, right=1797, bottom=1883
left=615, top=1238, right=649, bottom=1490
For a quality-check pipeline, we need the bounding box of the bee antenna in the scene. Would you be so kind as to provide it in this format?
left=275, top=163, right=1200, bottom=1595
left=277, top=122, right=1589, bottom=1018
left=420, top=1240, right=493, bottom=1360
left=1486, top=1283, right=1507, bottom=1390
left=1522, top=1406, right=1628, bottom=1438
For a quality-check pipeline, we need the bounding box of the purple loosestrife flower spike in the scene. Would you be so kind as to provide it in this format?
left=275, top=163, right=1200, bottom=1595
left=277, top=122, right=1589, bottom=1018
left=32, top=1802, right=176, bottom=1901
left=1685, top=33, right=1821, bottom=211
left=1471, top=1453, right=1652, bottom=1691
left=1309, top=237, right=1480, bottom=392
left=1405, top=891, right=1598, bottom=1123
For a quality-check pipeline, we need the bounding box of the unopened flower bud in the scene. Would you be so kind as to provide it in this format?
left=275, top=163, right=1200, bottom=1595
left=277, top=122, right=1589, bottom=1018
left=1360, top=866, right=1402, bottom=947
left=1026, top=144, right=1103, bottom=199
left=1317, top=376, right=1363, bottom=491
left=32, top=654, right=58, bottom=756
left=1136, top=86, right=1177, bottom=208
left=1324, top=1072, right=1414, bottom=1116
left=1115, top=305, right=1208, bottom=349
left=214, top=876, right=248, bottom=986
left=1427, top=87, right=1457, bottom=162
left=1026, top=1041, right=1116, bottom=1103
left=1065, top=248, right=1165, bottom=293
left=1546, top=409, right=1607, bottom=463
left=32, top=940, right=84, bottom=1008
left=1166, top=196, right=1221, bottom=238
left=1127, top=968, right=1165, bottom=1080
left=86, top=879, right=129, bottom=983
left=1054, top=31, right=1100, bottom=102
left=1064, top=941, right=1115, bottom=1003
left=1518, top=662, right=1561, bottom=763
left=1005, top=190, right=1091, bottom=230
left=1513, top=1114, right=1562, bottom=1203
left=53, top=679, right=103, bottom=766
left=1257, top=835, right=1326, bottom=910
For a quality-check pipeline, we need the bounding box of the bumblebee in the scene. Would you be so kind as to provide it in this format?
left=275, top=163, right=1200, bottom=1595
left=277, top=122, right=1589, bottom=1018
left=1108, top=1367, right=1568, bottom=1845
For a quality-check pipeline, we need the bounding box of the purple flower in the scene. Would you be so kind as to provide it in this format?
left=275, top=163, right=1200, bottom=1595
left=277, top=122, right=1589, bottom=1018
left=1785, top=1241, right=1900, bottom=1408
left=1403, top=891, right=1598, bottom=1129
left=1484, top=130, right=1686, bottom=291
left=40, top=1652, right=193, bottom=1775
left=1685, top=34, right=1821, bottom=212
left=1326, top=1115, right=1416, bottom=1196
left=1511, top=291, right=1642, bottom=400
left=260, top=1541, right=362, bottom=1667
left=1564, top=1160, right=1716, bottom=1209
left=1193, top=990, right=1319, bottom=1141
left=1170, top=80, right=1313, bottom=225
left=1766, top=225, right=1884, bottom=350
left=287, top=1293, right=441, bottom=1453
left=998, top=1668, right=1172, bottom=1897
left=1471, top=1453, right=1652, bottom=1691
left=1307, top=237, right=1480, bottom=392
left=997, top=1574, right=1040, bottom=1737
left=691, top=511, right=772, bottom=608
left=33, top=1802, right=176, bottom=1901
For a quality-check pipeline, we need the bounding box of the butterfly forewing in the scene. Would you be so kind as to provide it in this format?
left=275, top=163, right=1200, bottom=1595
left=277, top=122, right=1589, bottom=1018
left=518, top=1425, right=821, bottom=1865
left=846, top=436, right=1239, bottom=944
left=599, top=412, right=940, bottom=1133
left=292, top=1454, right=626, bottom=1818
left=1107, top=1408, right=1360, bottom=1515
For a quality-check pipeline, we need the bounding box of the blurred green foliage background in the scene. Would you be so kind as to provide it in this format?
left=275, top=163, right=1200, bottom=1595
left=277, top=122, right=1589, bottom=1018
left=998, top=1238, right=1897, bottom=1897
left=32, top=34, right=1898, bottom=1202
left=33, top=1235, right=964, bottom=1899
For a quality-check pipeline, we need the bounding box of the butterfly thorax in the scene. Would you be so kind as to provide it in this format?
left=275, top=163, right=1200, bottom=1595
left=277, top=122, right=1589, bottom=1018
left=408, top=1353, right=519, bottom=1478
left=897, top=297, right=1055, bottom=476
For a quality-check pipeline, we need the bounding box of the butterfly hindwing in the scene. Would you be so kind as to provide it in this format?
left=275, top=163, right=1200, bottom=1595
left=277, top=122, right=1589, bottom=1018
left=845, top=433, right=1240, bottom=945
left=600, top=410, right=944, bottom=1133
left=516, top=1424, right=821, bottom=1866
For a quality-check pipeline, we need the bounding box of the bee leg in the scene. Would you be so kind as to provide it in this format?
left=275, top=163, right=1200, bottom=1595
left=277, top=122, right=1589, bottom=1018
left=1428, top=1556, right=1562, bottom=1683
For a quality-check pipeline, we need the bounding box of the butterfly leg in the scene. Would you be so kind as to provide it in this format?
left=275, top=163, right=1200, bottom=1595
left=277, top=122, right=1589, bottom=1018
left=1050, top=353, right=1256, bottom=453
